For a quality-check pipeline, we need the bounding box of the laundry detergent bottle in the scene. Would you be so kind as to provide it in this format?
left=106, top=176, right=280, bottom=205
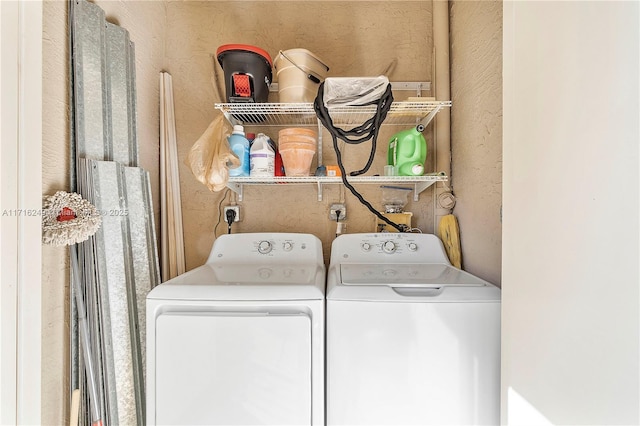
left=228, top=124, right=250, bottom=177
left=387, top=127, right=427, bottom=176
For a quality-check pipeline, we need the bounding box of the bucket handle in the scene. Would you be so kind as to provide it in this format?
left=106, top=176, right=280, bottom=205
left=278, top=50, right=326, bottom=84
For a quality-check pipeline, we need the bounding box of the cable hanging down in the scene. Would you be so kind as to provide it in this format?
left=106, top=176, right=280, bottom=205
left=314, top=80, right=408, bottom=232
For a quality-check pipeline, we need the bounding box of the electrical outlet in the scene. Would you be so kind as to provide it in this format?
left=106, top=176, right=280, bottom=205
left=224, top=205, right=240, bottom=222
left=329, top=203, right=346, bottom=221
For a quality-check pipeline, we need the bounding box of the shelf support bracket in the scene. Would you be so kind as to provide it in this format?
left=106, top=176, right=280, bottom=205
left=317, top=181, right=323, bottom=202
left=222, top=111, right=240, bottom=127
left=417, top=104, right=443, bottom=131
left=413, top=180, right=437, bottom=201
left=226, top=182, right=244, bottom=201
left=317, top=119, right=323, bottom=167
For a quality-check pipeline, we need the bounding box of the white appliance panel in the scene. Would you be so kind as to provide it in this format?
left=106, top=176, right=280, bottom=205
left=327, top=300, right=500, bottom=425
left=155, top=312, right=312, bottom=425
left=340, top=263, right=487, bottom=286
left=147, top=263, right=325, bottom=301
left=328, top=233, right=451, bottom=265
left=206, top=232, right=324, bottom=264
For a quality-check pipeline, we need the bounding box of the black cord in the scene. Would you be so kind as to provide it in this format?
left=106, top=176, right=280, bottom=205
left=226, top=208, right=236, bottom=234
left=314, top=82, right=393, bottom=176
left=214, top=189, right=230, bottom=237
left=314, top=81, right=407, bottom=232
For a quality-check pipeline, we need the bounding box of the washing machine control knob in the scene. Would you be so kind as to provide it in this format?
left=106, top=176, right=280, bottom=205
left=361, top=242, right=372, bottom=251
left=283, top=242, right=293, bottom=251
left=382, top=241, right=397, bottom=254
left=258, top=240, right=272, bottom=254
left=258, top=268, right=272, bottom=279
left=408, top=243, right=418, bottom=251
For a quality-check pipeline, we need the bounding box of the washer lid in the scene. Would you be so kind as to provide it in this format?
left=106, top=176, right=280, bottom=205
left=148, top=263, right=325, bottom=301
left=328, top=263, right=500, bottom=302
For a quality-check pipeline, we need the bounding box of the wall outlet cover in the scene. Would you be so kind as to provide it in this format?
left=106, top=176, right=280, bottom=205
left=329, top=203, right=346, bottom=220
left=224, top=205, right=240, bottom=222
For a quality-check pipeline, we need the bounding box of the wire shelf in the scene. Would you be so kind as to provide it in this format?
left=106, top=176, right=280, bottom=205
left=228, top=175, right=447, bottom=185
left=226, top=174, right=448, bottom=202
left=214, top=101, right=452, bottom=127
left=215, top=98, right=452, bottom=201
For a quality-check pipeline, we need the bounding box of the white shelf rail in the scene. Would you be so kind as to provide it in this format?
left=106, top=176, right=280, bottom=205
left=226, top=175, right=448, bottom=202
left=214, top=101, right=452, bottom=128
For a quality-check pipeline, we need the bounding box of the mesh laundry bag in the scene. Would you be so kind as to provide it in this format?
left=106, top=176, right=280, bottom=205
left=186, top=114, right=239, bottom=192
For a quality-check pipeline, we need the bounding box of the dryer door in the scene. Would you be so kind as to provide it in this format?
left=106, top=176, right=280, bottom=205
left=154, top=311, right=312, bottom=425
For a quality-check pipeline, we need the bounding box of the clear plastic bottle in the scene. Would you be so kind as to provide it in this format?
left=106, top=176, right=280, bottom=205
left=228, top=125, right=250, bottom=177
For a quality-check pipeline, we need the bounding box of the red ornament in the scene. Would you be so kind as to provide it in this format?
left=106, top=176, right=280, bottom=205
left=57, top=207, right=76, bottom=222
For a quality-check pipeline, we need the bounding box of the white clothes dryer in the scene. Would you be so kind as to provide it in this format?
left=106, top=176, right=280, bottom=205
left=326, top=233, right=500, bottom=425
left=147, top=233, right=325, bottom=426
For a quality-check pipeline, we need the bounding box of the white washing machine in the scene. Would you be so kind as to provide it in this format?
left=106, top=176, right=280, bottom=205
left=326, top=233, right=500, bottom=425
left=146, top=233, right=325, bottom=426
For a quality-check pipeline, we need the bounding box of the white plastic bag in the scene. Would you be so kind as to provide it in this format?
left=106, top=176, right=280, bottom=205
left=323, top=76, right=390, bottom=107
left=186, top=114, right=239, bottom=192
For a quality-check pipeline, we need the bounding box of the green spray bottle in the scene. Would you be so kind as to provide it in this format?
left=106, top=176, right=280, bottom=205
left=387, top=126, right=427, bottom=176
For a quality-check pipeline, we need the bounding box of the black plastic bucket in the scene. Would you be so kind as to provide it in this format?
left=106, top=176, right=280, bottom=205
left=216, top=44, right=273, bottom=104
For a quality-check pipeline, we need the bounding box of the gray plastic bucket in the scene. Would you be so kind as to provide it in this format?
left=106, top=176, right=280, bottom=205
left=274, top=49, right=329, bottom=103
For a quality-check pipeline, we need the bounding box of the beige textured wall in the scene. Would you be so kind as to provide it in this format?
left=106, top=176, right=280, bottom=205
left=165, top=1, right=436, bottom=268
left=450, top=0, right=502, bottom=285
left=42, top=2, right=71, bottom=423
left=41, top=1, right=165, bottom=423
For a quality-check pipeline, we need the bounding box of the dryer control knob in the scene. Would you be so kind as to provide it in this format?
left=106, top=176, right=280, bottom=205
left=258, top=240, right=272, bottom=254
left=361, top=242, right=372, bottom=251
left=283, top=242, right=293, bottom=251
left=408, top=243, right=418, bottom=251
left=382, top=241, right=397, bottom=254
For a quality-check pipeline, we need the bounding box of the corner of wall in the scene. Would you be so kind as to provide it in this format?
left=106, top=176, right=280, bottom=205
left=449, top=0, right=503, bottom=285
